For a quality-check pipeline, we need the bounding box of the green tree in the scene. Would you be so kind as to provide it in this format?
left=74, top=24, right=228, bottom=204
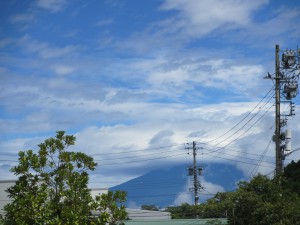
left=284, top=159, right=300, bottom=195
left=141, top=205, right=159, bottom=211
left=205, top=219, right=223, bottom=225
left=233, top=175, right=300, bottom=225
left=200, top=174, right=300, bottom=225
left=166, top=203, right=197, bottom=219
left=0, top=131, right=127, bottom=225
left=92, top=191, right=127, bottom=225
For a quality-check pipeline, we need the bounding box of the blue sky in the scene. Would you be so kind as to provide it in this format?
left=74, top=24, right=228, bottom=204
left=1, top=0, right=300, bottom=204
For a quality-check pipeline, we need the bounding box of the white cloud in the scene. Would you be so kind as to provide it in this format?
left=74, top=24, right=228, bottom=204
left=201, top=178, right=225, bottom=195
left=160, top=0, right=269, bottom=37
left=174, top=179, right=193, bottom=205
left=198, top=63, right=265, bottom=92
left=148, top=67, right=190, bottom=88
left=96, top=19, right=114, bottom=26
left=1, top=100, right=299, bottom=187
left=239, top=8, right=300, bottom=47
left=51, top=65, right=75, bottom=75
left=174, top=191, right=193, bottom=205
left=0, top=39, right=14, bottom=48
left=97, top=51, right=266, bottom=98
left=174, top=178, right=225, bottom=205
left=19, top=35, right=80, bottom=59
left=10, top=13, right=35, bottom=24
left=36, top=0, right=67, bottom=12
left=9, top=13, right=35, bottom=30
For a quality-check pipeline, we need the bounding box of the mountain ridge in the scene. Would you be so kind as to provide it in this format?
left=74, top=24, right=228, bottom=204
left=110, top=163, right=246, bottom=208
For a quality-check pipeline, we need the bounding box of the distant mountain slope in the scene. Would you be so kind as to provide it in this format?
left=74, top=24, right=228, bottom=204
left=203, top=163, right=245, bottom=190
left=110, top=163, right=246, bottom=208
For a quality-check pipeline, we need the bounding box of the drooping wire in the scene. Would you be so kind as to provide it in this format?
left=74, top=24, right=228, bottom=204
left=197, top=103, right=274, bottom=157
left=208, top=92, right=274, bottom=147
left=203, top=85, right=274, bottom=144
left=248, top=138, right=273, bottom=180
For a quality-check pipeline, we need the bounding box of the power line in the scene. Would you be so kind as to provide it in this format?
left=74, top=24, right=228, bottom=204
left=204, top=85, right=274, bottom=144
left=209, top=94, right=274, bottom=147
left=195, top=103, right=274, bottom=160
left=205, top=149, right=275, bottom=165
left=202, top=153, right=274, bottom=168
left=95, top=147, right=183, bottom=161
left=90, top=144, right=185, bottom=156
left=98, top=153, right=187, bottom=166
left=248, top=138, right=273, bottom=179
left=200, top=131, right=276, bottom=160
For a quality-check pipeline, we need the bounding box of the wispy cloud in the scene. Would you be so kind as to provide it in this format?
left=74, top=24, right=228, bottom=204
left=10, top=13, right=35, bottom=24
left=173, top=178, right=225, bottom=205
left=160, top=0, right=269, bottom=37
left=9, top=13, right=35, bottom=30
left=51, top=64, right=75, bottom=75
left=0, top=38, right=14, bottom=48
left=36, top=0, right=67, bottom=12
left=96, top=19, right=114, bottom=27
left=19, top=35, right=80, bottom=59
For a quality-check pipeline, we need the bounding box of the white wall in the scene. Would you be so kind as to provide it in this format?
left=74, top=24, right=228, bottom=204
left=90, top=188, right=109, bottom=199
left=0, top=180, right=16, bottom=215
left=126, top=208, right=171, bottom=220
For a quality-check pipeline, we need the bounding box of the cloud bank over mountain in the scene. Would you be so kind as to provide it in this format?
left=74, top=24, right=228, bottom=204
left=1, top=0, right=300, bottom=189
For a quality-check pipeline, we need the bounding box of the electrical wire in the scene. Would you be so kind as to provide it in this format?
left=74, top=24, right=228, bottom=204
left=199, top=103, right=274, bottom=156
left=202, top=153, right=274, bottom=168
left=209, top=93, right=274, bottom=148
left=0, top=88, right=277, bottom=168
left=126, top=192, right=217, bottom=199
left=89, top=144, right=185, bottom=156
left=0, top=85, right=276, bottom=160
left=248, top=138, right=273, bottom=180
left=95, top=147, right=183, bottom=161
left=204, top=149, right=275, bottom=165
left=199, top=124, right=275, bottom=159
left=203, top=85, right=274, bottom=144
left=98, top=153, right=187, bottom=166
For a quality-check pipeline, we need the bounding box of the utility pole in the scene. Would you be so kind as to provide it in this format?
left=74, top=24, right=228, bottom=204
left=275, top=44, right=283, bottom=175
left=192, top=141, right=199, bottom=205
left=266, top=44, right=300, bottom=176
left=187, top=141, right=203, bottom=206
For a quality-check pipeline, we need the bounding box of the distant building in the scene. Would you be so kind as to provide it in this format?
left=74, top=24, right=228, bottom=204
left=0, top=180, right=16, bottom=215
left=126, top=208, right=171, bottom=220
left=125, top=218, right=228, bottom=225
left=90, top=188, right=109, bottom=198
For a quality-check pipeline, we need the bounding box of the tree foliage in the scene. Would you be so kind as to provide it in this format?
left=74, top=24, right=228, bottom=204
left=0, top=131, right=127, bottom=225
left=194, top=174, right=300, bottom=225
left=141, top=205, right=160, bottom=211
left=166, top=203, right=197, bottom=219
left=91, top=190, right=127, bottom=225
left=283, top=159, right=300, bottom=195
left=166, top=161, right=300, bottom=225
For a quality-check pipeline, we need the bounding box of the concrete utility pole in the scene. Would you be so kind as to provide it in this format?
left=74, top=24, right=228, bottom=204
left=266, top=44, right=299, bottom=176
left=192, top=141, right=199, bottom=205
left=275, top=44, right=283, bottom=175
left=187, top=141, right=202, bottom=206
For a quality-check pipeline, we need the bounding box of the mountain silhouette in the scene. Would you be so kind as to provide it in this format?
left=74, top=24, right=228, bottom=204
left=110, top=163, right=245, bottom=208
